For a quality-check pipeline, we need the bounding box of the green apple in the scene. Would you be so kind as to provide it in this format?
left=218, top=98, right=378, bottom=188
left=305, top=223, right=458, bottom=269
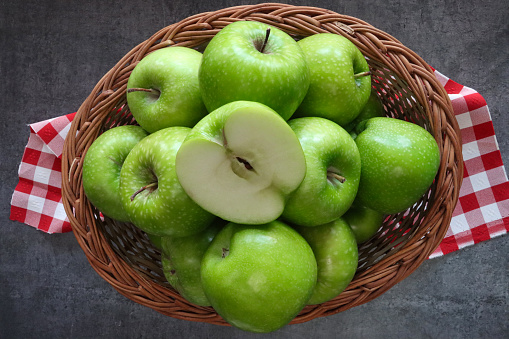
left=282, top=117, right=361, bottom=226
left=343, top=203, right=385, bottom=243
left=344, top=89, right=385, bottom=136
left=294, top=33, right=371, bottom=126
left=82, top=125, right=148, bottom=221
left=119, top=126, right=215, bottom=237
left=201, top=220, right=317, bottom=333
left=161, top=219, right=225, bottom=306
left=146, top=233, right=163, bottom=251
left=198, top=21, right=309, bottom=120
left=175, top=101, right=306, bottom=225
left=355, top=117, right=441, bottom=214
left=294, top=218, right=358, bottom=305
left=126, top=46, right=208, bottom=133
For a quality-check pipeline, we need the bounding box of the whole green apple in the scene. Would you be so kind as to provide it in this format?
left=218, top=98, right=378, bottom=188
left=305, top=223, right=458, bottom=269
left=126, top=46, right=208, bottom=133
left=201, top=220, right=317, bottom=333
left=294, top=33, right=371, bottom=126
left=343, top=203, right=384, bottom=244
left=344, top=89, right=385, bottom=136
left=198, top=21, right=309, bottom=120
left=119, top=126, right=215, bottom=237
left=175, top=101, right=306, bottom=225
left=82, top=125, right=148, bottom=221
left=282, top=117, right=361, bottom=226
left=294, top=218, right=358, bottom=305
left=355, top=117, right=440, bottom=214
left=161, top=219, right=225, bottom=306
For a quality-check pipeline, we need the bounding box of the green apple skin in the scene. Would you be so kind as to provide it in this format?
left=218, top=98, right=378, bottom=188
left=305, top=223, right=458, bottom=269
left=199, top=21, right=309, bottom=120
left=175, top=101, right=306, bottom=225
left=355, top=117, right=441, bottom=214
left=282, top=117, right=361, bottom=226
left=294, top=218, right=358, bottom=305
left=294, top=33, right=371, bottom=126
left=343, top=203, right=385, bottom=244
left=161, top=219, right=225, bottom=306
left=146, top=233, right=163, bottom=251
left=119, top=126, right=215, bottom=237
left=201, top=221, right=317, bottom=333
left=126, top=46, right=208, bottom=133
left=344, top=89, right=385, bottom=135
left=82, top=125, right=148, bottom=222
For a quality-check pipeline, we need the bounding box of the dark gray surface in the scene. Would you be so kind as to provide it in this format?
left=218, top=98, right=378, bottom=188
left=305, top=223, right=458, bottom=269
left=1, top=0, right=508, bottom=338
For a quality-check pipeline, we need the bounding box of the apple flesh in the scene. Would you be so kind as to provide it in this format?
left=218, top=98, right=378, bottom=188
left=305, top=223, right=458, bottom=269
left=294, top=33, right=371, bottom=126
left=119, top=126, right=215, bottom=237
left=282, top=117, right=361, bottom=226
left=126, top=46, right=208, bottom=133
left=82, top=125, right=148, bottom=222
left=199, top=21, right=309, bottom=120
left=175, top=101, right=306, bottom=225
left=294, top=218, right=358, bottom=305
left=354, top=117, right=441, bottom=214
left=201, top=220, right=317, bottom=333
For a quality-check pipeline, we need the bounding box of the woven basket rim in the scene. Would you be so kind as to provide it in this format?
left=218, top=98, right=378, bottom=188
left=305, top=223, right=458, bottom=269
left=61, top=2, right=463, bottom=327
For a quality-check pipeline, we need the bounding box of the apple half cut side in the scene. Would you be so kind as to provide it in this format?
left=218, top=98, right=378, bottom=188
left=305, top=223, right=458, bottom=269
left=175, top=101, right=306, bottom=224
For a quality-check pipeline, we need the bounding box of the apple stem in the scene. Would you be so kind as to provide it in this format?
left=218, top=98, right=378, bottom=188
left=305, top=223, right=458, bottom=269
left=327, top=172, right=346, bottom=183
left=259, top=28, right=271, bottom=54
left=127, top=88, right=160, bottom=96
left=222, top=247, right=229, bottom=258
left=354, top=71, right=371, bottom=78
left=130, top=182, right=158, bottom=201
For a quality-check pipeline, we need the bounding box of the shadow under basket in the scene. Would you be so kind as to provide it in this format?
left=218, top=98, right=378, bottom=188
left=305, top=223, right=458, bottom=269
left=61, top=3, right=463, bottom=326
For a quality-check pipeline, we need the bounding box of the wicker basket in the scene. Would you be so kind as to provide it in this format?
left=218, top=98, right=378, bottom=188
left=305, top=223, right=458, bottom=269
left=61, top=3, right=463, bottom=326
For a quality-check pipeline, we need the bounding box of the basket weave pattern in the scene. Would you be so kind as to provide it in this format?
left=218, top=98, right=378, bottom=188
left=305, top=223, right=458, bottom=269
left=62, top=3, right=463, bottom=325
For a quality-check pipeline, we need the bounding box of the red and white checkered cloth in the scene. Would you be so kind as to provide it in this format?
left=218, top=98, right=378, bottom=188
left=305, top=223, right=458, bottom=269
left=9, top=71, right=509, bottom=258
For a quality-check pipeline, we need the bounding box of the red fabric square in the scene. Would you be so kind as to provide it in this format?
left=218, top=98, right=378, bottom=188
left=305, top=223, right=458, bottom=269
left=471, top=224, right=491, bottom=243
left=38, top=214, right=53, bottom=233
left=10, top=205, right=27, bottom=223
left=492, top=181, right=509, bottom=201
left=51, top=157, right=62, bottom=171
left=459, top=193, right=480, bottom=213
left=481, top=151, right=504, bottom=171
left=444, top=80, right=464, bottom=94
left=22, top=148, right=42, bottom=166
left=473, top=121, right=495, bottom=140
left=46, top=185, right=62, bottom=203
left=36, top=122, right=59, bottom=145
left=16, top=178, right=34, bottom=195
left=465, top=92, right=487, bottom=111
left=439, top=236, right=460, bottom=255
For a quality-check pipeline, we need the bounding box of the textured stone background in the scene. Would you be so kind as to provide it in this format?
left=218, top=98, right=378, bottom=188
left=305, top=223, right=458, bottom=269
left=1, top=1, right=508, bottom=338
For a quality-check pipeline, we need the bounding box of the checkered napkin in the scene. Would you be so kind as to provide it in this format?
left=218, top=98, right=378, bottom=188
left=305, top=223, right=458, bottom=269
left=9, top=71, right=509, bottom=258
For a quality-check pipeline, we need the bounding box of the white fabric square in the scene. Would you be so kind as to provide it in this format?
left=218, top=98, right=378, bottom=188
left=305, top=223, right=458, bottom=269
left=53, top=202, right=68, bottom=221
left=462, top=140, right=481, bottom=161
left=469, top=171, right=491, bottom=192
left=449, top=213, right=470, bottom=235
left=33, top=166, right=52, bottom=185
left=27, top=195, right=46, bottom=214
left=455, top=112, right=473, bottom=129
left=480, top=203, right=503, bottom=224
